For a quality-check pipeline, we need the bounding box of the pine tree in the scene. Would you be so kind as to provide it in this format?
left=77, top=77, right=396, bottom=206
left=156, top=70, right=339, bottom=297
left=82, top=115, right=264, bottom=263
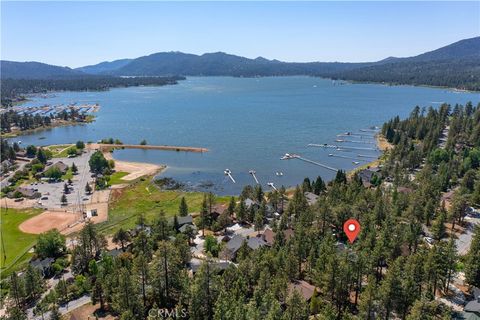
left=179, top=196, right=189, bottom=216
left=71, top=162, right=78, bottom=174
left=465, top=225, right=480, bottom=287
left=85, top=182, right=92, bottom=195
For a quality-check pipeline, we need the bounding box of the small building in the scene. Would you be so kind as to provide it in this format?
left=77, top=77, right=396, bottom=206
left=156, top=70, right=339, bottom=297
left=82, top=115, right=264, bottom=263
left=220, top=234, right=246, bottom=260
left=247, top=236, right=267, bottom=250
left=288, top=280, right=317, bottom=302
left=179, top=223, right=197, bottom=234
left=176, top=215, right=194, bottom=227
left=262, top=228, right=294, bottom=246
left=14, top=187, right=40, bottom=199
left=30, top=258, right=54, bottom=277
left=47, top=161, right=68, bottom=174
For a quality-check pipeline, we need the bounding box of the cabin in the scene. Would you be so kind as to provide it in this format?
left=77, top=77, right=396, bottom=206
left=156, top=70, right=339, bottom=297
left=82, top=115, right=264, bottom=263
left=262, top=228, right=294, bottom=246
left=288, top=280, right=317, bottom=302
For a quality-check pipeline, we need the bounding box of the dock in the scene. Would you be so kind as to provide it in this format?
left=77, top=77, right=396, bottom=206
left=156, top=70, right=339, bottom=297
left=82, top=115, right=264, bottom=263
left=328, top=153, right=366, bottom=161
left=308, top=143, right=378, bottom=151
left=282, top=153, right=338, bottom=172
left=249, top=170, right=260, bottom=184
left=98, top=144, right=208, bottom=153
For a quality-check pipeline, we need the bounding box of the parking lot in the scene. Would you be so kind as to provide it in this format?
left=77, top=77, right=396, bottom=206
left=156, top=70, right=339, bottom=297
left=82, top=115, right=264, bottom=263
left=28, top=150, right=95, bottom=209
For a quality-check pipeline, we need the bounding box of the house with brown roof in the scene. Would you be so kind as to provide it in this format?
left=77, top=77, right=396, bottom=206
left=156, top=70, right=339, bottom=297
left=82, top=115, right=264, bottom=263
left=288, top=280, right=317, bottom=301
left=261, top=228, right=294, bottom=246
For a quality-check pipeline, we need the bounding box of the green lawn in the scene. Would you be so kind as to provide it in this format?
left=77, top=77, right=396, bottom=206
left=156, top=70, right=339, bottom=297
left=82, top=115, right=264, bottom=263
left=109, top=171, right=129, bottom=185
left=45, top=144, right=75, bottom=158
left=0, top=208, right=43, bottom=276
left=62, top=167, right=74, bottom=180
left=99, top=178, right=230, bottom=235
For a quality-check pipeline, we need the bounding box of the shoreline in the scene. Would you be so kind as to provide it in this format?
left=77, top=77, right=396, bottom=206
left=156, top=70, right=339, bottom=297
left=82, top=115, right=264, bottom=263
left=1, top=116, right=96, bottom=139
left=100, top=148, right=165, bottom=181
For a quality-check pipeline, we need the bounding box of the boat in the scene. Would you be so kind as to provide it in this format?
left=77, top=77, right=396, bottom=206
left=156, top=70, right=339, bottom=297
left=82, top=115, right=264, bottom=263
left=275, top=172, right=283, bottom=176
left=224, top=169, right=231, bottom=175
left=352, top=161, right=360, bottom=165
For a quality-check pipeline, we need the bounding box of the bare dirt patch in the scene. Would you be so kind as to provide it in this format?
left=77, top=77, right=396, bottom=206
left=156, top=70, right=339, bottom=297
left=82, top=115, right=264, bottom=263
left=19, top=210, right=82, bottom=234
left=0, top=198, right=37, bottom=209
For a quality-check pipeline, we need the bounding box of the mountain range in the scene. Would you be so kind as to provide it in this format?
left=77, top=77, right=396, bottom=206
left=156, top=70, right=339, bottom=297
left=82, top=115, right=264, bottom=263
left=1, top=37, right=480, bottom=90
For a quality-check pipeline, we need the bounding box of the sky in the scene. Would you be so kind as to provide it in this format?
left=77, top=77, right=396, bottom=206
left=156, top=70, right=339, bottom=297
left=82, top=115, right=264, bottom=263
left=1, top=1, right=479, bottom=68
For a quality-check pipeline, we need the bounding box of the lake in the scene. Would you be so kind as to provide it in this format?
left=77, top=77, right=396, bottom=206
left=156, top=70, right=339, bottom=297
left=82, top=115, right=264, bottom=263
left=13, top=77, right=480, bottom=195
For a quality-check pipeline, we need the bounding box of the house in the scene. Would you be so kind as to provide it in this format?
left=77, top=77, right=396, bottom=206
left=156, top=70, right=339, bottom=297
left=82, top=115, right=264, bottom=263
left=179, top=224, right=197, bottom=234
left=244, top=198, right=258, bottom=209
left=463, top=287, right=480, bottom=318
left=262, top=228, right=294, bottom=246
left=288, top=280, right=317, bottom=302
left=30, top=258, right=54, bottom=277
left=357, top=169, right=378, bottom=187
left=220, top=234, right=246, bottom=260
left=211, top=204, right=228, bottom=220
left=47, top=161, right=68, bottom=174
left=176, top=215, right=194, bottom=227
left=304, top=192, right=319, bottom=206
left=247, top=236, right=267, bottom=250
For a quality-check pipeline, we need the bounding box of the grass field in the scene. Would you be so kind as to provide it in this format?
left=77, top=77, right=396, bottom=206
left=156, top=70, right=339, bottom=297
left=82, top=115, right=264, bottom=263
left=109, top=171, right=129, bottom=185
left=0, top=208, right=43, bottom=276
left=99, top=178, right=230, bottom=234
left=45, top=144, right=75, bottom=158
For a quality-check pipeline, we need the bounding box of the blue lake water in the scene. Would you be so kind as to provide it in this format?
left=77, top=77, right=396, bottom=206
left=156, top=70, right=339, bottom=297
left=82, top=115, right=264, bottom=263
left=13, top=77, right=480, bottom=195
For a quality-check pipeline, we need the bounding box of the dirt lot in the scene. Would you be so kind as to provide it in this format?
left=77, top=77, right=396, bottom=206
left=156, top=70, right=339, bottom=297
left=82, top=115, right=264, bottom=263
left=19, top=210, right=82, bottom=234
left=0, top=197, right=37, bottom=209
left=18, top=189, right=110, bottom=235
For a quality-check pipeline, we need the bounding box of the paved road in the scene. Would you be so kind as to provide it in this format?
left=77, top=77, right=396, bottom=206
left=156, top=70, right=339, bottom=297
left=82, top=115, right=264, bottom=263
left=456, top=215, right=480, bottom=255
left=27, top=295, right=91, bottom=319
left=0, top=161, right=29, bottom=189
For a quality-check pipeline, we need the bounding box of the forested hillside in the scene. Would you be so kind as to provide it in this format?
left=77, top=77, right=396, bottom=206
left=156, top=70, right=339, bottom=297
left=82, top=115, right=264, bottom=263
left=0, top=76, right=185, bottom=107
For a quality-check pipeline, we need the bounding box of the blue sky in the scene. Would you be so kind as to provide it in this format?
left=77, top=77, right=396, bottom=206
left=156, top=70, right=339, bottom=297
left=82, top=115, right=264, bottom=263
left=1, top=1, right=479, bottom=68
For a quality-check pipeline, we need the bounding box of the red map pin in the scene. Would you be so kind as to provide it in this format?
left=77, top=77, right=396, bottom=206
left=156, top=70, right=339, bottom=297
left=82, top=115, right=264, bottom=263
left=343, top=219, right=360, bottom=243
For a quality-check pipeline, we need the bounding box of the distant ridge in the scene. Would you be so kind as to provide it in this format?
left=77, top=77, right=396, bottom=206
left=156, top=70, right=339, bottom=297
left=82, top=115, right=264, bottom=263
left=1, top=37, right=479, bottom=90
left=76, top=58, right=133, bottom=75
left=0, top=60, right=85, bottom=79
